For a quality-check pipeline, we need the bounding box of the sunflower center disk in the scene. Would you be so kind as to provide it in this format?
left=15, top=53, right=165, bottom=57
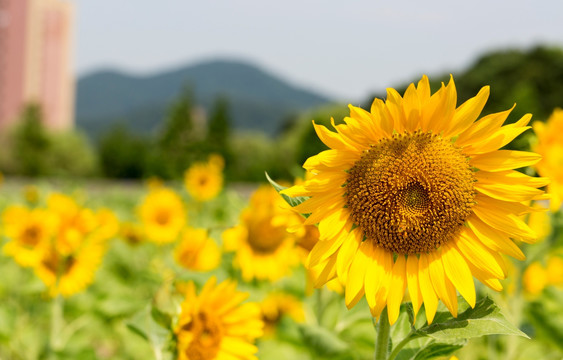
left=346, top=131, right=475, bottom=255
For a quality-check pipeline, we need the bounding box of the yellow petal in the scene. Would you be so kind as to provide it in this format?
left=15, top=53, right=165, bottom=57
left=421, top=76, right=456, bottom=134
left=312, top=121, right=358, bottom=151
left=456, top=106, right=514, bottom=147
left=386, top=87, right=406, bottom=132
left=345, top=241, right=370, bottom=308
left=463, top=114, right=531, bottom=155
left=475, top=169, right=549, bottom=189
left=416, top=75, right=431, bottom=106
left=470, top=150, right=542, bottom=172
left=473, top=198, right=536, bottom=242
left=455, top=229, right=505, bottom=279
left=428, top=251, right=458, bottom=317
left=371, top=251, right=393, bottom=319
left=364, top=244, right=385, bottom=310
left=466, top=261, right=503, bottom=291
left=314, top=254, right=338, bottom=287
left=442, top=242, right=476, bottom=308
left=406, top=255, right=423, bottom=321
left=402, top=83, right=421, bottom=132
left=466, top=215, right=525, bottom=261
left=370, top=98, right=394, bottom=136
left=418, top=253, right=438, bottom=324
left=445, top=86, right=489, bottom=138
left=336, top=228, right=361, bottom=280
left=387, top=255, right=407, bottom=325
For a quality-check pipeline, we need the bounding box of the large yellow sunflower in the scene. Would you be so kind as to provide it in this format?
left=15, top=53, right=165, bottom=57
left=138, top=187, right=186, bottom=244
left=533, top=108, right=563, bottom=211
left=175, top=277, right=264, bottom=360
left=223, top=185, right=300, bottom=282
left=282, top=75, right=547, bottom=324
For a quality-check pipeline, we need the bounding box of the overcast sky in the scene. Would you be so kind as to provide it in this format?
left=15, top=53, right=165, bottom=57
left=73, top=0, right=563, bottom=102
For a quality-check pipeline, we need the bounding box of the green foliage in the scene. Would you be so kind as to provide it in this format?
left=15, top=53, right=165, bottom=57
left=290, top=104, right=348, bottom=167
left=0, top=103, right=98, bottom=177
left=229, top=132, right=292, bottom=182
left=44, top=131, right=98, bottom=177
left=12, top=104, right=51, bottom=176
left=98, top=125, right=150, bottom=179
left=415, top=297, right=528, bottom=341
left=205, top=96, right=233, bottom=166
left=156, top=87, right=200, bottom=178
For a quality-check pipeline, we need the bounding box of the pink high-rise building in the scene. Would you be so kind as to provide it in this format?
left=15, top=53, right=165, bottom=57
left=0, top=0, right=74, bottom=130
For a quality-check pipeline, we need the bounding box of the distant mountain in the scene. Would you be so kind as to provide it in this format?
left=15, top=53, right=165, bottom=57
left=76, top=59, right=332, bottom=138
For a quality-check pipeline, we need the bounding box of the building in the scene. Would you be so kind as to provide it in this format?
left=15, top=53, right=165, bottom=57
left=0, top=0, right=74, bottom=131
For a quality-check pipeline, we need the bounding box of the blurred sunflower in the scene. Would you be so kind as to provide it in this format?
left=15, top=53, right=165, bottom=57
left=2, top=205, right=57, bottom=267
left=23, top=185, right=40, bottom=205
left=174, top=227, right=220, bottom=272
left=260, top=292, right=305, bottom=335
left=94, top=208, right=120, bottom=241
left=282, top=75, right=547, bottom=324
left=138, top=187, right=186, bottom=244
left=175, top=277, right=263, bottom=360
left=533, top=108, right=563, bottom=211
left=120, top=221, right=146, bottom=245
left=34, top=238, right=106, bottom=297
left=48, top=194, right=98, bottom=256
left=223, top=185, right=300, bottom=282
left=184, top=156, right=224, bottom=202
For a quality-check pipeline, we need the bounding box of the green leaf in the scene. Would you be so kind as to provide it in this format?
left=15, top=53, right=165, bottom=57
left=298, top=324, right=350, bottom=356
left=265, top=172, right=309, bottom=209
left=151, top=306, right=173, bottom=330
left=413, top=340, right=466, bottom=360
left=126, top=305, right=171, bottom=350
left=416, top=296, right=528, bottom=341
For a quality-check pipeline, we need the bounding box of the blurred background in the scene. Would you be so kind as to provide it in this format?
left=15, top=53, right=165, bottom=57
left=1, top=0, right=563, bottom=183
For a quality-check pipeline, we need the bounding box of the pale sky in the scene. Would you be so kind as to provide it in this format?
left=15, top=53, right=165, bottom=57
left=74, top=0, right=563, bottom=102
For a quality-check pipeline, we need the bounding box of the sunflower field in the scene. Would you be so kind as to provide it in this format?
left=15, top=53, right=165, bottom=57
left=2, top=77, right=563, bottom=360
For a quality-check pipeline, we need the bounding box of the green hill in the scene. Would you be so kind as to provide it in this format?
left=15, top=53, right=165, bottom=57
left=76, top=59, right=332, bottom=138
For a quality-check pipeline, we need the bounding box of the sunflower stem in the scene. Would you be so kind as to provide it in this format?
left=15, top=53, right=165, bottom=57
left=374, top=309, right=390, bottom=360
left=49, top=295, right=64, bottom=354
left=387, top=332, right=421, bottom=360
left=315, top=287, right=325, bottom=325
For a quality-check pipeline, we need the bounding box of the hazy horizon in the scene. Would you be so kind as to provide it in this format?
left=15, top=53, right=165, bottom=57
left=73, top=0, right=563, bottom=102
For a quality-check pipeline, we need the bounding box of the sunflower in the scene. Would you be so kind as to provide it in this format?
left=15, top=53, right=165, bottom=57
left=184, top=156, right=224, bottom=202
left=174, top=227, right=221, bottom=272
left=120, top=221, right=146, bottom=245
left=223, top=185, right=300, bottom=282
left=34, top=237, right=106, bottom=297
left=533, top=108, right=563, bottom=211
left=282, top=75, right=547, bottom=324
left=175, top=277, right=263, bottom=360
left=2, top=205, right=57, bottom=267
left=138, top=187, right=186, bottom=244
left=260, top=292, right=305, bottom=335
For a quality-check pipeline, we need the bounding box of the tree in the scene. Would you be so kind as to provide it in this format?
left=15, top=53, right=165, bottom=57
left=205, top=96, right=232, bottom=169
left=13, top=104, right=51, bottom=176
left=157, top=87, right=199, bottom=178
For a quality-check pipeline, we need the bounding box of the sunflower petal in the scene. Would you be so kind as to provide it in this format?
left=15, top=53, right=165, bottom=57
left=418, top=253, right=439, bottom=324
left=387, top=255, right=407, bottom=324
left=406, top=255, right=423, bottom=321
left=470, top=150, right=542, bottom=172
left=442, top=242, right=476, bottom=308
